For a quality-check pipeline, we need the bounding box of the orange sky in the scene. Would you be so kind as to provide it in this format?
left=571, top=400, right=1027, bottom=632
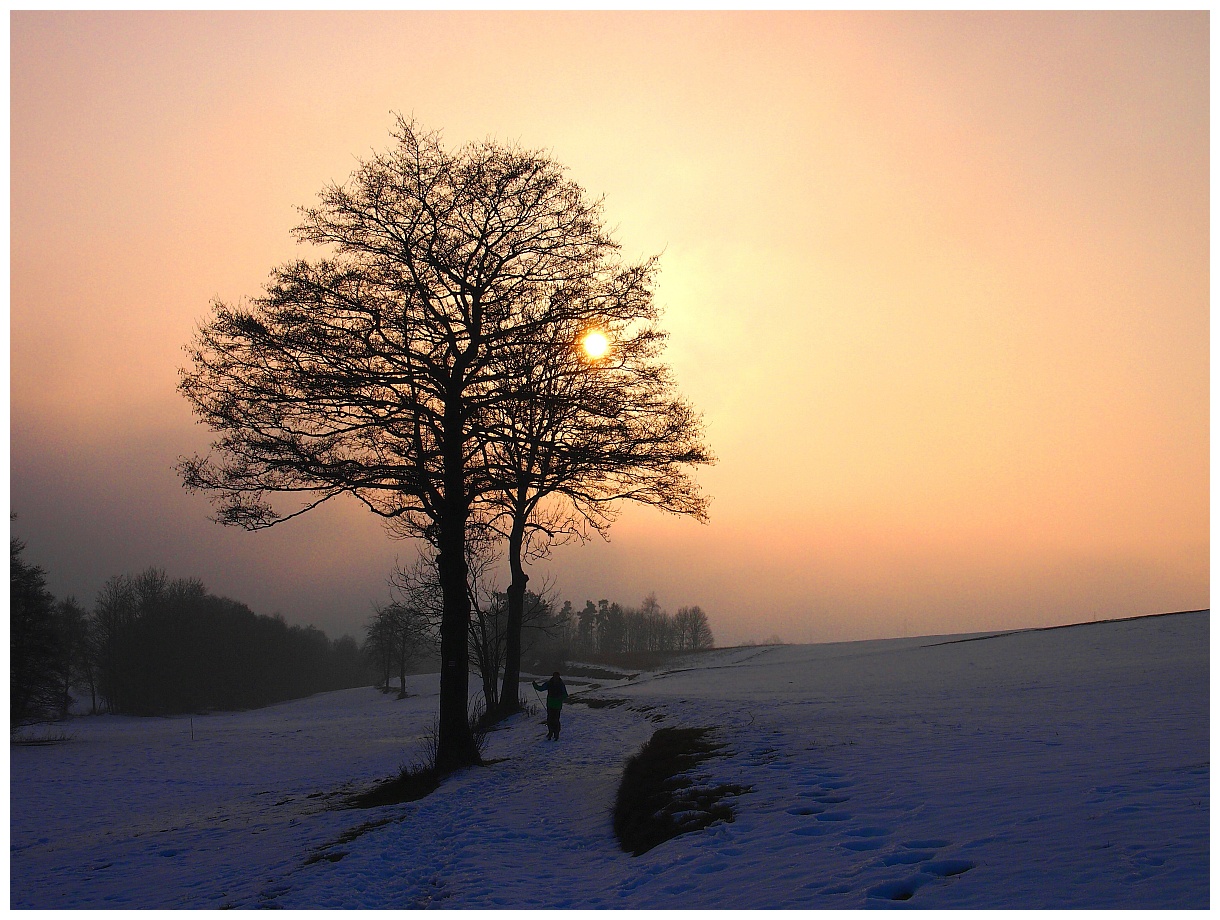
left=10, top=11, right=1209, bottom=644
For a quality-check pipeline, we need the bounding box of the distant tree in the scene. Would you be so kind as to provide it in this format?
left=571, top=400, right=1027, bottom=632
left=330, top=635, right=368, bottom=688
left=673, top=605, right=695, bottom=650
left=638, top=593, right=674, bottom=653
left=51, top=596, right=91, bottom=717
left=91, top=572, right=139, bottom=713
left=524, top=598, right=577, bottom=669
left=621, top=595, right=672, bottom=653
left=179, top=119, right=668, bottom=771
left=598, top=600, right=626, bottom=656
left=10, top=538, right=61, bottom=727
left=375, top=602, right=432, bottom=696
left=576, top=600, right=598, bottom=658
left=471, top=595, right=509, bottom=712
left=364, top=611, right=397, bottom=691
left=674, top=605, right=714, bottom=651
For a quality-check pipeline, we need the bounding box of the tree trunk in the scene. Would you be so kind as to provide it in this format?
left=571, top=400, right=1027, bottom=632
left=436, top=516, right=478, bottom=771
left=481, top=667, right=499, bottom=715
left=434, top=390, right=479, bottom=773
left=473, top=614, right=499, bottom=711
left=497, top=515, right=528, bottom=718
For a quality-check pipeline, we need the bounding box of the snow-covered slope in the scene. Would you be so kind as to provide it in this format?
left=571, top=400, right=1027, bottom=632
left=10, top=610, right=1208, bottom=908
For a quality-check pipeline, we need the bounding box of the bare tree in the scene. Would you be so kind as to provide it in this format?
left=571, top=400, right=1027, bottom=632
left=51, top=596, right=91, bottom=717
left=180, top=119, right=633, bottom=771
left=91, top=572, right=141, bottom=714
left=483, top=278, right=714, bottom=718
left=366, top=602, right=432, bottom=696
left=674, top=605, right=714, bottom=651
left=363, top=611, right=396, bottom=691
left=691, top=613, right=714, bottom=650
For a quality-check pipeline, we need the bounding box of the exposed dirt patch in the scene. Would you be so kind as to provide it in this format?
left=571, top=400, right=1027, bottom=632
left=613, top=726, right=751, bottom=856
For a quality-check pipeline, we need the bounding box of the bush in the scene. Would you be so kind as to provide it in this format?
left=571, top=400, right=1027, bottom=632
left=468, top=701, right=490, bottom=760
left=349, top=762, right=439, bottom=809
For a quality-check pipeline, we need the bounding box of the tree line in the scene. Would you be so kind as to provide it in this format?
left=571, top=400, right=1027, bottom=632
left=10, top=537, right=370, bottom=727
left=180, top=117, right=714, bottom=771
left=567, top=594, right=714, bottom=659
left=13, top=526, right=715, bottom=731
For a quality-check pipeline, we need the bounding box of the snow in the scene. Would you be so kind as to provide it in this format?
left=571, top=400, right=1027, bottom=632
left=10, top=610, right=1208, bottom=908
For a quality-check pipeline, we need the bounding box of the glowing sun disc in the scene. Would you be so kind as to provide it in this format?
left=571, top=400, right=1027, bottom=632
left=582, top=331, right=610, bottom=359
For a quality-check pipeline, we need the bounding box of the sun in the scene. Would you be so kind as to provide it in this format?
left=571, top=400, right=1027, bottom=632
left=581, top=330, right=610, bottom=360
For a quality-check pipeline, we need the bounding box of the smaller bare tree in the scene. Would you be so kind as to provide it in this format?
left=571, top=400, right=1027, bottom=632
left=51, top=596, right=91, bottom=717
left=390, top=525, right=504, bottom=711
left=674, top=605, right=714, bottom=651
left=363, top=612, right=395, bottom=691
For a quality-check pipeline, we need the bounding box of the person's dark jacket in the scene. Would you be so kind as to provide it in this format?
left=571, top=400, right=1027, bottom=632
left=533, top=676, right=568, bottom=710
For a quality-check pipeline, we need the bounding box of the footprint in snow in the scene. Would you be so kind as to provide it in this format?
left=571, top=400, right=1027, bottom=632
left=868, top=876, right=924, bottom=901
left=835, top=826, right=891, bottom=852
left=866, top=846, right=975, bottom=903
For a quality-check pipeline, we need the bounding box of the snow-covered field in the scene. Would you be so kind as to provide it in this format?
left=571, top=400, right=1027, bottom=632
left=10, top=610, right=1208, bottom=909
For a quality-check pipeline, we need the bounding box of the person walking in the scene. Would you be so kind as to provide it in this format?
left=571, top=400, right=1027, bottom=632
left=532, top=671, right=569, bottom=741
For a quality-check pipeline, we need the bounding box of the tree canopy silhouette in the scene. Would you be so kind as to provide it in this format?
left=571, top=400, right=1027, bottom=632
left=180, top=118, right=711, bottom=769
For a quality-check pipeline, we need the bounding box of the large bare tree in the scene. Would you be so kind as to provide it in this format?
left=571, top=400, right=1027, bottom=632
left=179, top=119, right=634, bottom=771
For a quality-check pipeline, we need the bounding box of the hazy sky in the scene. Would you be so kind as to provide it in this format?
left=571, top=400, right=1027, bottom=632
left=10, top=11, right=1209, bottom=645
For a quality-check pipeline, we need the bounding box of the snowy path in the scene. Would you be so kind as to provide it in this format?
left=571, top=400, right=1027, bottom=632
left=263, top=698, right=661, bottom=909
left=10, top=611, right=1209, bottom=908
